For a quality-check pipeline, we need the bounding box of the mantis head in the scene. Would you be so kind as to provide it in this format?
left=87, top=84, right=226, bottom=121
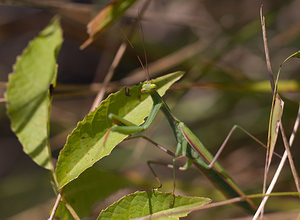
left=141, top=82, right=157, bottom=93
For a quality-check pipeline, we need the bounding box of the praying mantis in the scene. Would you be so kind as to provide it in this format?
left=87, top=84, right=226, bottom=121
left=106, top=47, right=259, bottom=214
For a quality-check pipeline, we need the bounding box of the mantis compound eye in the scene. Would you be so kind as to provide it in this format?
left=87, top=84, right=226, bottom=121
left=141, top=83, right=157, bottom=93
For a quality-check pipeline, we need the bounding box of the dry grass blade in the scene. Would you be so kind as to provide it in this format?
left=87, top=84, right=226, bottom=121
left=255, top=10, right=300, bottom=215
left=260, top=6, right=275, bottom=92
left=253, top=106, right=300, bottom=220
left=260, top=6, right=280, bottom=218
left=279, top=123, right=300, bottom=194
left=260, top=6, right=282, bottom=174
left=257, top=5, right=300, bottom=219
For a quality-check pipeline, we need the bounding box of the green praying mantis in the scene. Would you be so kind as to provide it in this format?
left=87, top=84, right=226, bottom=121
left=106, top=37, right=258, bottom=214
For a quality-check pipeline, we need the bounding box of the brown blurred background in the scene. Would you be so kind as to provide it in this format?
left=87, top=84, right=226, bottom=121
left=0, top=0, right=300, bottom=219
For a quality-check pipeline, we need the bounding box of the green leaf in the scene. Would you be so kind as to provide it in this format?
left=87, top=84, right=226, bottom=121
left=282, top=50, right=300, bottom=64
left=97, top=191, right=211, bottom=220
left=81, top=0, right=138, bottom=49
left=55, top=71, right=184, bottom=189
left=5, top=17, right=63, bottom=170
left=60, top=167, right=132, bottom=218
left=265, top=50, right=300, bottom=167
left=266, top=92, right=284, bottom=168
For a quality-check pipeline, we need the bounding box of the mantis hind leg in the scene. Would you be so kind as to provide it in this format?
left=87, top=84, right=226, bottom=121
left=208, top=125, right=278, bottom=168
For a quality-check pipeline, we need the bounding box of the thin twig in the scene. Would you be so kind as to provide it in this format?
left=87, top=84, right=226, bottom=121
left=134, top=192, right=300, bottom=220
left=89, top=43, right=127, bottom=112
left=48, top=193, right=62, bottom=220
left=89, top=0, right=152, bottom=112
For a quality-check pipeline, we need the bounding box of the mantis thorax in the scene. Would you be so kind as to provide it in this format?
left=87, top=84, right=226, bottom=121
left=141, top=82, right=157, bottom=93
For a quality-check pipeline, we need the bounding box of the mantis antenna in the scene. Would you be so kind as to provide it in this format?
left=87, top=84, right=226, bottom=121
left=121, top=24, right=150, bottom=82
